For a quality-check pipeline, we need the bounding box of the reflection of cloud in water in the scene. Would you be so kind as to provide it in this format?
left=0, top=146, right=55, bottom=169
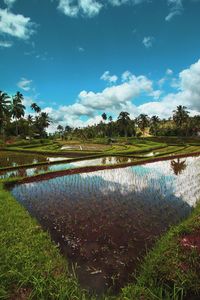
left=12, top=156, right=197, bottom=294
left=47, top=157, right=69, bottom=162
left=79, top=156, right=200, bottom=207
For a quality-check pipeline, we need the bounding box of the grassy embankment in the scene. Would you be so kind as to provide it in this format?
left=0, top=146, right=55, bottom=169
left=0, top=183, right=92, bottom=300
left=121, top=202, right=200, bottom=300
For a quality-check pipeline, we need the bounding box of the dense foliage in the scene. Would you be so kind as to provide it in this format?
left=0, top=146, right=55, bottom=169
left=56, top=106, right=200, bottom=141
left=0, top=91, right=51, bottom=139
left=1, top=90, right=200, bottom=140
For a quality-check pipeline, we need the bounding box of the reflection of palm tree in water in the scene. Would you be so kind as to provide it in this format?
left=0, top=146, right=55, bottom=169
left=101, top=157, right=107, bottom=165
left=18, top=168, right=27, bottom=177
left=171, top=158, right=187, bottom=175
left=34, top=164, right=49, bottom=175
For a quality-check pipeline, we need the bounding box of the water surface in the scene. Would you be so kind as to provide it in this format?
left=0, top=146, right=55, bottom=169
left=0, top=156, right=134, bottom=178
left=11, top=156, right=200, bottom=294
left=0, top=151, right=53, bottom=168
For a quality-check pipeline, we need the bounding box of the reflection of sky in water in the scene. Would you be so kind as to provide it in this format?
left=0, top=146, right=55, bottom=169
left=10, top=155, right=200, bottom=294
left=11, top=155, right=200, bottom=210
left=0, top=157, right=133, bottom=179
left=78, top=156, right=200, bottom=207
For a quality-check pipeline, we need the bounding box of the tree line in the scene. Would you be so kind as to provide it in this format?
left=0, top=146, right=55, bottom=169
left=0, top=91, right=50, bottom=138
left=56, top=106, right=200, bottom=140
left=1, top=90, right=200, bottom=140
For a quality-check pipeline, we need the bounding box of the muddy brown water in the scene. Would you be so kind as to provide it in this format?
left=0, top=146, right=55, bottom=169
left=11, top=156, right=200, bottom=295
left=0, top=151, right=49, bottom=168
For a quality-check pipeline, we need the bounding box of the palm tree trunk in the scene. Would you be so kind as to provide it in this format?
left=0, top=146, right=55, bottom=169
left=16, top=118, right=18, bottom=136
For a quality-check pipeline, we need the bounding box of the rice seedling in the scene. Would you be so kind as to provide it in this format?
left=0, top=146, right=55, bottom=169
left=11, top=155, right=200, bottom=295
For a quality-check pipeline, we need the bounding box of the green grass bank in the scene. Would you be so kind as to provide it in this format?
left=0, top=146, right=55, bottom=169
left=0, top=183, right=92, bottom=300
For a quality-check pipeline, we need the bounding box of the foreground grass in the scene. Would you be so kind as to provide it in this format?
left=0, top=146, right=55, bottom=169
left=121, top=203, right=200, bottom=300
left=0, top=183, right=92, bottom=300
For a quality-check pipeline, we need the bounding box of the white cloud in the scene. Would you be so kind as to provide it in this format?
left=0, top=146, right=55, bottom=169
left=166, top=68, right=173, bottom=75
left=165, top=0, right=183, bottom=21
left=158, top=78, right=166, bottom=87
left=3, top=0, right=16, bottom=8
left=0, top=40, right=13, bottom=47
left=100, top=71, right=118, bottom=84
left=57, top=0, right=149, bottom=17
left=143, top=36, right=154, bottom=48
left=43, top=59, right=200, bottom=130
left=158, top=68, right=174, bottom=87
left=44, top=71, right=159, bottom=129
left=0, top=9, right=35, bottom=40
left=57, top=0, right=103, bottom=17
left=17, top=78, right=33, bottom=91
left=78, top=46, right=85, bottom=52
left=138, top=59, right=200, bottom=117
left=149, top=90, right=162, bottom=100
left=56, top=0, right=198, bottom=19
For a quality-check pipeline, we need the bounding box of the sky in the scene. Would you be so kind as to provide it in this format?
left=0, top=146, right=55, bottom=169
left=0, top=0, right=200, bottom=131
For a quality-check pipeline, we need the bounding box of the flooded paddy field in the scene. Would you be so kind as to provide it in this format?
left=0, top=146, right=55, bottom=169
left=11, top=155, right=200, bottom=294
left=0, top=151, right=50, bottom=168
left=61, top=144, right=110, bottom=151
left=0, top=156, right=135, bottom=179
left=0, top=151, right=68, bottom=169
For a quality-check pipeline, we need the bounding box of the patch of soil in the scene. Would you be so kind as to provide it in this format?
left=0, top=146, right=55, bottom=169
left=180, top=230, right=200, bottom=253
left=10, top=287, right=32, bottom=300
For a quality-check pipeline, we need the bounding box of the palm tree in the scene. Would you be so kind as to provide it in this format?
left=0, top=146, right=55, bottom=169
left=0, top=91, right=11, bottom=135
left=173, top=105, right=189, bottom=134
left=150, top=115, right=160, bottom=136
left=108, top=116, right=113, bottom=122
left=57, top=124, right=64, bottom=138
left=35, top=112, right=51, bottom=137
left=27, top=114, right=33, bottom=124
left=136, top=114, right=150, bottom=136
left=102, top=112, right=107, bottom=122
left=31, top=102, right=41, bottom=114
left=65, top=125, right=72, bottom=133
left=117, top=111, right=131, bottom=137
left=11, top=91, right=25, bottom=136
left=27, top=114, right=34, bottom=137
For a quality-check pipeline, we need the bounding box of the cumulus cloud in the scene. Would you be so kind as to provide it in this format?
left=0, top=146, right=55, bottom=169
left=0, top=40, right=13, bottom=47
left=43, top=59, right=200, bottom=130
left=100, top=71, right=118, bottom=84
left=57, top=0, right=149, bottom=17
left=166, top=68, right=173, bottom=75
left=17, top=78, right=33, bottom=91
left=57, top=0, right=103, bottom=17
left=44, top=71, right=162, bottom=129
left=56, top=0, right=198, bottom=19
left=139, top=59, right=200, bottom=117
left=158, top=68, right=174, bottom=87
left=3, top=0, right=16, bottom=8
left=0, top=9, right=35, bottom=40
left=143, top=36, right=154, bottom=48
left=165, top=0, right=183, bottom=21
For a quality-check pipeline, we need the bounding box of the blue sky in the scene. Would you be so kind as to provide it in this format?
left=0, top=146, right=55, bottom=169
left=0, top=0, right=200, bottom=129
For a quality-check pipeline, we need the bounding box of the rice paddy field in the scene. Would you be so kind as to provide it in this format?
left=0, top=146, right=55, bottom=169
left=10, top=156, right=200, bottom=295
left=1, top=138, right=200, bottom=299
left=0, top=156, right=135, bottom=179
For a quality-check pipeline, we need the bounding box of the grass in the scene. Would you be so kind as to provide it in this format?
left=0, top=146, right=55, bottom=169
left=0, top=183, right=92, bottom=300
left=1, top=137, right=200, bottom=299
left=121, top=203, right=200, bottom=300
left=2, top=176, right=200, bottom=300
